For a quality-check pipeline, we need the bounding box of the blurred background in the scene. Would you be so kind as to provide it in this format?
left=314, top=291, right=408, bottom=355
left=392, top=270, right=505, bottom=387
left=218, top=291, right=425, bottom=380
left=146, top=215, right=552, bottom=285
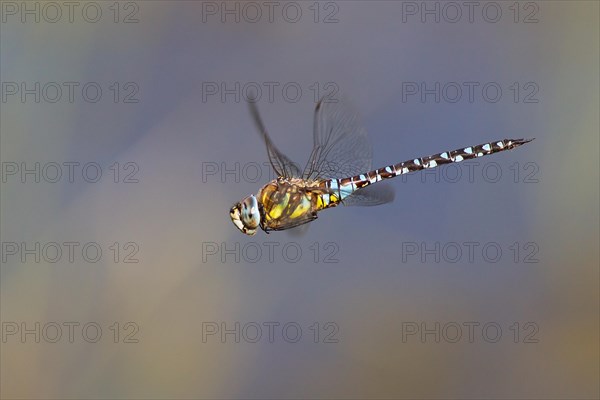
left=1, top=1, right=598, bottom=399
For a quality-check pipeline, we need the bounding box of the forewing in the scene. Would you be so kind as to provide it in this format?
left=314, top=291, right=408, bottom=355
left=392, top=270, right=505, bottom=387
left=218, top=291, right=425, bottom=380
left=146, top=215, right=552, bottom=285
left=249, top=100, right=302, bottom=178
left=341, top=184, right=395, bottom=207
left=302, top=98, right=373, bottom=180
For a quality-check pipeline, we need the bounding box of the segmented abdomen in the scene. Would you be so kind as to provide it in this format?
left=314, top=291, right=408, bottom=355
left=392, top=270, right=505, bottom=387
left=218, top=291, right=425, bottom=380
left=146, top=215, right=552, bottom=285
left=318, top=138, right=533, bottom=208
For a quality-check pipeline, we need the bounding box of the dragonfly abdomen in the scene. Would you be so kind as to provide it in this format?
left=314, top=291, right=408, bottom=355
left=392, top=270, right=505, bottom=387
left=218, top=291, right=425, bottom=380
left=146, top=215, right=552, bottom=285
left=324, top=138, right=533, bottom=205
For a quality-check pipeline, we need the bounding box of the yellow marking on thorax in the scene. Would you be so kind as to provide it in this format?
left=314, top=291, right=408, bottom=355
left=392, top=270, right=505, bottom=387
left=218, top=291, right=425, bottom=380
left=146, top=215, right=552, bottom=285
left=316, top=195, right=325, bottom=210
left=289, top=195, right=312, bottom=218
left=258, top=183, right=283, bottom=222
left=317, top=192, right=340, bottom=210
left=258, top=179, right=341, bottom=226
left=267, top=192, right=289, bottom=220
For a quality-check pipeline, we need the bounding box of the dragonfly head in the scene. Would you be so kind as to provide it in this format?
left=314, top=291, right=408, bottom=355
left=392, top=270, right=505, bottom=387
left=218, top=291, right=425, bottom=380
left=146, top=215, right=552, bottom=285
left=230, top=195, right=261, bottom=235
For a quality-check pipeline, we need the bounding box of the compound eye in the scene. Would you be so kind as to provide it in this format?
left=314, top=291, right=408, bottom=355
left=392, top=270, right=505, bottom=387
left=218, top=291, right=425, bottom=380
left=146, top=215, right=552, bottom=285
left=240, top=196, right=260, bottom=229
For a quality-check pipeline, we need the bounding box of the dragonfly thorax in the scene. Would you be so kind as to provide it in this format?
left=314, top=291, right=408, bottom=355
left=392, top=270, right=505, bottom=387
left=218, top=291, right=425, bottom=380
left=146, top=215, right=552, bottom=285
left=230, top=194, right=262, bottom=235
left=255, top=178, right=324, bottom=233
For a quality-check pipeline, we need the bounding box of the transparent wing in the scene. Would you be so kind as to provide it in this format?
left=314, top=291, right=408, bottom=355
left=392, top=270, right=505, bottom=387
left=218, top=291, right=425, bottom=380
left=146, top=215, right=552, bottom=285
left=341, top=183, right=395, bottom=207
left=249, top=100, right=302, bottom=178
left=302, top=98, right=373, bottom=180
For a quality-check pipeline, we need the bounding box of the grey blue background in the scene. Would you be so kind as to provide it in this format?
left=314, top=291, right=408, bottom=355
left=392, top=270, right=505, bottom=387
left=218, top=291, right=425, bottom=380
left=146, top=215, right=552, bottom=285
left=1, top=1, right=598, bottom=398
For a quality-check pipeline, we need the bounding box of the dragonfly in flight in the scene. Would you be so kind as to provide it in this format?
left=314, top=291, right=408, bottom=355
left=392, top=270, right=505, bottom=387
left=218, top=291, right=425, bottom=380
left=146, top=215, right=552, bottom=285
left=230, top=98, right=533, bottom=235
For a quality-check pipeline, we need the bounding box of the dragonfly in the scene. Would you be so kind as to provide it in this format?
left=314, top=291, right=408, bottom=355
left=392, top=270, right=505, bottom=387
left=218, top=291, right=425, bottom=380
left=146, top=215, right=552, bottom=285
left=230, top=98, right=533, bottom=235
